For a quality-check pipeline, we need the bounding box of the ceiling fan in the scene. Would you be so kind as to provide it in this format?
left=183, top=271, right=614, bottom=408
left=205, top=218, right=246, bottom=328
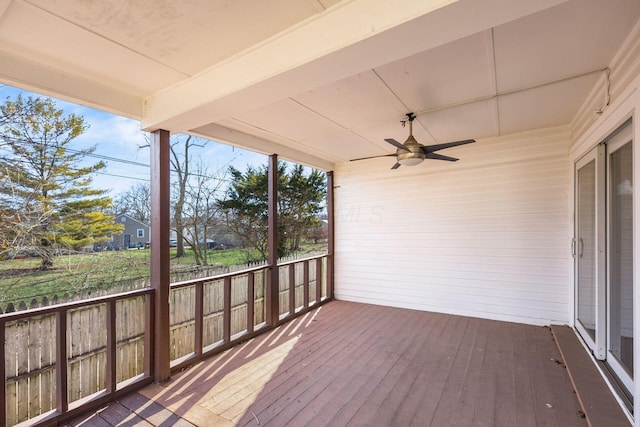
left=351, top=113, right=476, bottom=169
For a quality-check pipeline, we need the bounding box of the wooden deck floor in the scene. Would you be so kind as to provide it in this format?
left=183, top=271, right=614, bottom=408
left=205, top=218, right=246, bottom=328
left=68, top=301, right=594, bottom=426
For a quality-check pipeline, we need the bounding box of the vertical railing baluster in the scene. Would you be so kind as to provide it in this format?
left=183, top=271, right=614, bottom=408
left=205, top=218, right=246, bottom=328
left=303, top=260, right=309, bottom=309
left=56, top=309, right=68, bottom=414
left=289, top=264, right=295, bottom=315
left=106, top=300, right=117, bottom=393
left=195, top=282, right=204, bottom=355
left=223, top=276, right=231, bottom=343
left=145, top=292, right=154, bottom=378
left=0, top=319, right=6, bottom=427
left=316, top=257, right=323, bottom=303
left=247, top=272, right=255, bottom=334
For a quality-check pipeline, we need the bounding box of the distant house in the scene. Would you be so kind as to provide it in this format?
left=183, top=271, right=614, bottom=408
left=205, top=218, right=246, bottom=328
left=105, top=214, right=149, bottom=250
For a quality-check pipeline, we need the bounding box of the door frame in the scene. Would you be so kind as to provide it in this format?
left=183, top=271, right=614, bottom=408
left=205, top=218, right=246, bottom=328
left=605, top=121, right=634, bottom=393
left=574, top=144, right=607, bottom=360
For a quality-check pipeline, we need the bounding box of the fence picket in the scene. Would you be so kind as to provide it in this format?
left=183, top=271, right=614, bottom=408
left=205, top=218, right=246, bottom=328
left=5, top=320, right=18, bottom=426
left=28, top=316, right=41, bottom=420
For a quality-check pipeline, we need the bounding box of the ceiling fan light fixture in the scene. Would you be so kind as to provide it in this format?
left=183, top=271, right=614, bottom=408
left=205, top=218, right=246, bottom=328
left=397, top=157, right=424, bottom=166
left=397, top=150, right=425, bottom=166
left=396, top=130, right=425, bottom=166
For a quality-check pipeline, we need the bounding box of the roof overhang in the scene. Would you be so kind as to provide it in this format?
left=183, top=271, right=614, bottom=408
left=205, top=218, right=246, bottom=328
left=1, top=0, right=639, bottom=169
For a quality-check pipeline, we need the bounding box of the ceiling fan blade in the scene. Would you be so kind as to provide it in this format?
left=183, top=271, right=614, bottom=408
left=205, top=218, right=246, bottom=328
left=350, top=153, right=396, bottom=162
left=423, top=139, right=475, bottom=153
left=426, top=152, right=458, bottom=162
left=391, top=162, right=401, bottom=170
left=384, top=138, right=408, bottom=150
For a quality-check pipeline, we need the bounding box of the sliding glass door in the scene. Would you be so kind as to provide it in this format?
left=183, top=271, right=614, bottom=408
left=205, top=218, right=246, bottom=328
left=575, top=146, right=605, bottom=359
left=575, top=119, right=634, bottom=395
left=607, top=127, right=634, bottom=392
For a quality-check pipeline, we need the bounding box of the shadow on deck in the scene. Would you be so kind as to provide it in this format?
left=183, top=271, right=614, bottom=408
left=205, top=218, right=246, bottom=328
left=67, top=301, right=627, bottom=426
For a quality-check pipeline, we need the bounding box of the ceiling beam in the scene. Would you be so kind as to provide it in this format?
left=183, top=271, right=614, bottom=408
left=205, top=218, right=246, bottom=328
left=142, top=0, right=567, bottom=133
left=191, top=123, right=335, bottom=171
left=0, top=50, right=143, bottom=119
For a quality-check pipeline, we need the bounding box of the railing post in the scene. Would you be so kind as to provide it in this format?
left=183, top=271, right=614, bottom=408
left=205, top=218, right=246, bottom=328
left=303, top=260, right=309, bottom=309
left=316, top=258, right=322, bottom=303
left=247, top=272, right=255, bottom=334
left=55, top=310, right=68, bottom=414
left=266, top=154, right=280, bottom=326
left=223, top=277, right=232, bottom=342
left=106, top=300, right=117, bottom=393
left=150, top=129, right=171, bottom=382
left=289, top=264, right=295, bottom=314
left=0, top=319, right=5, bottom=427
left=327, top=171, right=335, bottom=298
left=195, top=283, right=204, bottom=355
left=144, top=292, right=154, bottom=378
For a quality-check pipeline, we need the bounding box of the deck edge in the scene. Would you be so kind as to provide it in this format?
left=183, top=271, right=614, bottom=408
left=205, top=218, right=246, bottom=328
left=551, top=325, right=631, bottom=427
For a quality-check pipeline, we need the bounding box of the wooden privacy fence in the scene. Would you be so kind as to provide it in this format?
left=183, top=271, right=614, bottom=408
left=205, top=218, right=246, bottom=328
left=0, top=261, right=266, bottom=314
left=1, top=254, right=329, bottom=427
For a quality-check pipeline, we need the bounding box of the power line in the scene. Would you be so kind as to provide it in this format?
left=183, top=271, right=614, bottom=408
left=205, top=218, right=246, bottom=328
left=87, top=170, right=228, bottom=195
left=4, top=146, right=236, bottom=184
left=65, top=147, right=150, bottom=168
left=4, top=139, right=319, bottom=187
left=65, top=146, right=237, bottom=182
left=92, top=171, right=149, bottom=182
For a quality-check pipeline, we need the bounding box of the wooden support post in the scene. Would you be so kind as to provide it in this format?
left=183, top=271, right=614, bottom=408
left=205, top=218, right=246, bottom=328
left=266, top=154, right=280, bottom=326
left=150, top=129, right=171, bottom=382
left=327, top=171, right=335, bottom=299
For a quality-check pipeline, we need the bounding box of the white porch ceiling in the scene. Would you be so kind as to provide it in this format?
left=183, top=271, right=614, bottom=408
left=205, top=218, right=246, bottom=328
left=0, top=0, right=639, bottom=170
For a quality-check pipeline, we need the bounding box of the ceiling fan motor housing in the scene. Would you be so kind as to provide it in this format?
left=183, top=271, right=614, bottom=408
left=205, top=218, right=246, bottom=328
left=396, top=134, right=425, bottom=164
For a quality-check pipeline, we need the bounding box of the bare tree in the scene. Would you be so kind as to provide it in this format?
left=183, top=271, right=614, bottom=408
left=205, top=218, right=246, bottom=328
left=170, top=135, right=203, bottom=258
left=182, top=161, right=226, bottom=265
left=113, top=183, right=151, bottom=224
left=0, top=173, right=56, bottom=261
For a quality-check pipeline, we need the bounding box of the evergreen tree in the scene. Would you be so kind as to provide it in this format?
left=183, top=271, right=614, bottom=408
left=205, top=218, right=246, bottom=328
left=0, top=95, right=123, bottom=269
left=217, top=161, right=326, bottom=260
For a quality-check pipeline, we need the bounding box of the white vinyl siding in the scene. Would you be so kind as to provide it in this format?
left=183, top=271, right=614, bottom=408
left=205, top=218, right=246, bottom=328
left=333, top=128, right=572, bottom=325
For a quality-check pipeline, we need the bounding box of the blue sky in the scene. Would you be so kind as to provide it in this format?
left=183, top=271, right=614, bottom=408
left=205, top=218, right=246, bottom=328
left=0, top=84, right=268, bottom=196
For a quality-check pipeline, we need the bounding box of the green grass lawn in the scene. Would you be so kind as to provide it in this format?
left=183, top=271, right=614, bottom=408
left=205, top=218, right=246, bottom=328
left=0, top=243, right=327, bottom=310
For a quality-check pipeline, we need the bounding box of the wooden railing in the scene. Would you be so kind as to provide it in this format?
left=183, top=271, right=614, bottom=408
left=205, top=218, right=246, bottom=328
left=168, top=254, right=329, bottom=371
left=0, top=288, right=154, bottom=427
left=1, top=254, right=330, bottom=427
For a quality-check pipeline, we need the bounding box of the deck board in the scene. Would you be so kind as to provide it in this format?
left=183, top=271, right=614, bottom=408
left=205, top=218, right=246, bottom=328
left=551, top=325, right=630, bottom=427
left=256, top=305, right=409, bottom=426
left=67, top=301, right=608, bottom=426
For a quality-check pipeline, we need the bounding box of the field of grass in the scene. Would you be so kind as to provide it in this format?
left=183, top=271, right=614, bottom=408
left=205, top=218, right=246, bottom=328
left=0, top=243, right=327, bottom=310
